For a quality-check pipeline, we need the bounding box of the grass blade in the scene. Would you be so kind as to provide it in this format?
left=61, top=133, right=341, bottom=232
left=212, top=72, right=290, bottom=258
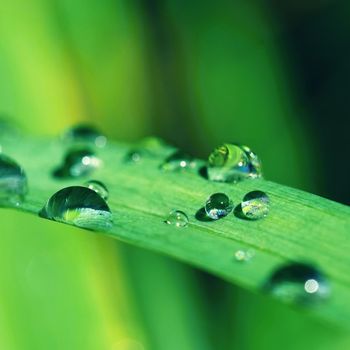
left=2, top=133, right=349, bottom=328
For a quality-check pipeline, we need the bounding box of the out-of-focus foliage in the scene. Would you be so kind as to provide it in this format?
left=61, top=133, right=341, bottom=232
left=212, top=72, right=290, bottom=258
left=0, top=1, right=349, bottom=350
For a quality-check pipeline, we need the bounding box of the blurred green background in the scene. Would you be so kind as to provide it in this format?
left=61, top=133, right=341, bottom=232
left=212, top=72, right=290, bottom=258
left=0, top=1, right=349, bottom=349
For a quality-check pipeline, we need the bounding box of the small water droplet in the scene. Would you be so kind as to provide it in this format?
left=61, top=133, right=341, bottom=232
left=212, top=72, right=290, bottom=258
left=84, top=180, right=109, bottom=200
left=124, top=149, right=144, bottom=163
left=165, top=210, right=189, bottom=227
left=139, top=136, right=167, bottom=152
left=241, top=190, right=270, bottom=220
left=63, top=124, right=107, bottom=148
left=266, top=263, right=330, bottom=304
left=161, top=151, right=196, bottom=171
left=40, top=186, right=113, bottom=231
left=207, top=143, right=262, bottom=183
left=0, top=154, right=27, bottom=206
left=234, top=249, right=255, bottom=262
left=53, top=147, right=101, bottom=178
left=205, top=193, right=233, bottom=220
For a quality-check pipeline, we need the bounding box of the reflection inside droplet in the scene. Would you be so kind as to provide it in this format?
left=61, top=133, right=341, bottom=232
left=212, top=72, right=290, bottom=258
left=0, top=153, right=28, bottom=206
left=53, top=147, right=101, bottom=178
left=207, top=143, right=262, bottom=183
left=265, top=262, right=330, bottom=304
left=40, top=186, right=113, bottom=231
left=165, top=210, right=189, bottom=227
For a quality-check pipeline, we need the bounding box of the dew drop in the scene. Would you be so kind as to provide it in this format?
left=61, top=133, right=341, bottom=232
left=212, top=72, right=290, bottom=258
left=205, top=193, right=233, bottom=220
left=161, top=151, right=196, bottom=172
left=63, top=124, right=107, bottom=148
left=241, top=190, right=270, bottom=220
left=165, top=210, right=189, bottom=227
left=40, top=186, right=113, bottom=231
left=0, top=154, right=27, bottom=206
left=234, top=249, right=255, bottom=262
left=125, top=150, right=142, bottom=163
left=84, top=180, right=109, bottom=200
left=207, top=143, right=262, bottom=183
left=139, top=136, right=167, bottom=152
left=266, top=262, right=330, bottom=304
left=53, top=147, right=101, bottom=178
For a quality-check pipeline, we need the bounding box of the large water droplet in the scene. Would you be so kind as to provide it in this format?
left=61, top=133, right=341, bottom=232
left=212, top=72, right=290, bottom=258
left=207, top=143, right=262, bottom=183
left=165, top=210, right=189, bottom=227
left=161, top=151, right=196, bottom=171
left=205, top=193, right=233, bottom=220
left=266, top=262, right=330, bottom=304
left=0, top=154, right=27, bottom=206
left=84, top=180, right=109, bottom=200
left=63, top=124, right=107, bottom=148
left=41, top=186, right=113, bottom=231
left=241, top=190, right=270, bottom=220
left=53, top=148, right=101, bottom=178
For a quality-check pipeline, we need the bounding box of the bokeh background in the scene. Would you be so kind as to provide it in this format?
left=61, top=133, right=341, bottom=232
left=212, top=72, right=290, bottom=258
left=0, top=1, right=349, bottom=349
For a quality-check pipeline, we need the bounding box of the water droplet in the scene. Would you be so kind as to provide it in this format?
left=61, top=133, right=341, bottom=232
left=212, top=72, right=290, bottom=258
left=139, top=136, right=167, bottom=152
left=207, top=143, right=262, bottom=183
left=205, top=193, right=233, bottom=220
left=84, top=180, right=109, bottom=200
left=241, top=190, right=270, bottom=220
left=63, top=124, right=107, bottom=148
left=161, top=151, right=196, bottom=171
left=124, top=149, right=144, bottom=163
left=165, top=210, right=189, bottom=227
left=266, top=263, right=330, bottom=304
left=40, top=186, right=113, bottom=231
left=53, top=147, right=101, bottom=178
left=0, top=154, right=27, bottom=206
left=234, top=249, right=255, bottom=262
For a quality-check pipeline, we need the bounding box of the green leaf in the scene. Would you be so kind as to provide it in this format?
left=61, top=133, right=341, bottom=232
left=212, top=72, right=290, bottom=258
left=2, top=132, right=349, bottom=329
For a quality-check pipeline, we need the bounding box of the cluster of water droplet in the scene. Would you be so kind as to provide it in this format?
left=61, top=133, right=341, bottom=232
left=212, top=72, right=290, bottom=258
left=41, top=125, right=112, bottom=230
left=0, top=122, right=330, bottom=304
left=234, top=249, right=255, bottom=262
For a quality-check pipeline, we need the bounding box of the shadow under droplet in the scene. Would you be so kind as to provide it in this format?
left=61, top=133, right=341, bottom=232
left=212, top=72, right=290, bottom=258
left=234, top=203, right=250, bottom=220
left=198, top=166, right=208, bottom=179
left=38, top=206, right=48, bottom=219
left=52, top=167, right=65, bottom=178
left=195, top=207, right=215, bottom=222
